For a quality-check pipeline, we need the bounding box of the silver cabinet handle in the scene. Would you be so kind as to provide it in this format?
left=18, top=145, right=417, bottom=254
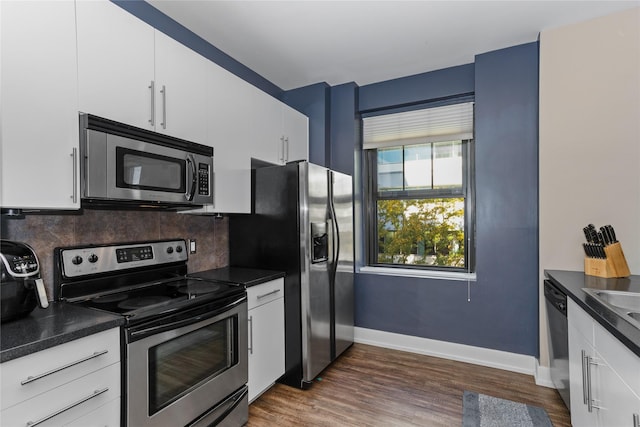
left=21, top=350, right=108, bottom=386
left=25, top=387, right=109, bottom=427
left=160, top=85, right=167, bottom=129
left=633, top=413, right=639, bottom=427
left=581, top=350, right=589, bottom=405
left=248, top=315, right=253, bottom=355
left=585, top=355, right=601, bottom=412
left=284, top=137, right=289, bottom=163
left=279, top=136, right=285, bottom=163
left=257, top=289, right=281, bottom=299
left=70, top=148, right=78, bottom=203
left=149, top=80, right=155, bottom=126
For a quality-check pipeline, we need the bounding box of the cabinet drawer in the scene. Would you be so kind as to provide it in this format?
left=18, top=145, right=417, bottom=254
left=594, top=320, right=640, bottom=397
left=65, top=397, right=120, bottom=427
left=247, top=278, right=284, bottom=310
left=1, top=328, right=120, bottom=410
left=1, top=363, right=120, bottom=427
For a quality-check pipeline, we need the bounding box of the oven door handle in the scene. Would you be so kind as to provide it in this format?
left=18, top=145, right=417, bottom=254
left=129, top=296, right=246, bottom=341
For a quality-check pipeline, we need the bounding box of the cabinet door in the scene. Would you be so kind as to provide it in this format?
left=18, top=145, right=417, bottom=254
left=207, top=61, right=253, bottom=213
left=248, top=298, right=285, bottom=402
left=249, top=87, right=285, bottom=165
left=76, top=0, right=155, bottom=129
left=282, top=105, right=309, bottom=163
left=568, top=326, right=601, bottom=426
left=596, top=355, right=640, bottom=427
left=568, top=301, right=599, bottom=426
left=0, top=0, right=80, bottom=209
left=154, top=31, right=207, bottom=144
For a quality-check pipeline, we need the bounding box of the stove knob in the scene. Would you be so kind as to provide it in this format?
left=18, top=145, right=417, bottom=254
left=71, top=255, right=83, bottom=265
left=88, top=254, right=98, bottom=263
left=166, top=247, right=174, bottom=254
left=175, top=245, right=183, bottom=253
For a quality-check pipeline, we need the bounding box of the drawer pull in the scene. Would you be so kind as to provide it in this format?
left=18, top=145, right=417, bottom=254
left=25, top=387, right=109, bottom=426
left=257, top=289, right=281, bottom=299
left=21, top=350, right=109, bottom=386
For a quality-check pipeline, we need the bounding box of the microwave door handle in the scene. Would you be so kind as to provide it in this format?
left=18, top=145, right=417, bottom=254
left=185, top=154, right=197, bottom=201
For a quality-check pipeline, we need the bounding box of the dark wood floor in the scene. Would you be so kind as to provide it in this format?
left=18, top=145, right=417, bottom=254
left=248, top=343, right=571, bottom=426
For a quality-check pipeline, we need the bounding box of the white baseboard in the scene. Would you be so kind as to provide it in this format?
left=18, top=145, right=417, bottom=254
left=534, top=362, right=554, bottom=388
left=354, top=327, right=555, bottom=388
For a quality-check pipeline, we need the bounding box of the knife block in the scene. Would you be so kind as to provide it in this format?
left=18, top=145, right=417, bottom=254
left=584, top=242, right=630, bottom=278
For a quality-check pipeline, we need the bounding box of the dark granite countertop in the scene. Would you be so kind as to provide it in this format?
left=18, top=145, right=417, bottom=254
left=1, top=302, right=124, bottom=363
left=190, top=266, right=285, bottom=288
left=545, top=270, right=640, bottom=357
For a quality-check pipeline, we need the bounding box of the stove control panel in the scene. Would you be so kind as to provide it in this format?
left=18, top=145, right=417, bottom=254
left=61, top=240, right=188, bottom=278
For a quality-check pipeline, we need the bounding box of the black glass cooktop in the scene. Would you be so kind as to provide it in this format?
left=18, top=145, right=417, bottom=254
left=75, top=277, right=242, bottom=317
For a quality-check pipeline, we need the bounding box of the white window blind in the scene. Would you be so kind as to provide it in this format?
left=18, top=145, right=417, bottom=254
left=363, top=102, right=474, bottom=150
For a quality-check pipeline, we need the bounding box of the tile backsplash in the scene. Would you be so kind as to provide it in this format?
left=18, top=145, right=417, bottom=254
left=1, top=210, right=228, bottom=300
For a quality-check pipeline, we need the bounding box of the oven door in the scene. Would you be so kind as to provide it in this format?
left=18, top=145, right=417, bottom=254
left=125, top=297, right=247, bottom=427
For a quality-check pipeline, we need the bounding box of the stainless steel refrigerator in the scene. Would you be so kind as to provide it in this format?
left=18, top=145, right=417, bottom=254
left=229, top=161, right=354, bottom=389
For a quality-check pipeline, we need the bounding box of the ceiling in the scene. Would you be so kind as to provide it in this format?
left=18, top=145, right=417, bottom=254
left=148, top=1, right=639, bottom=91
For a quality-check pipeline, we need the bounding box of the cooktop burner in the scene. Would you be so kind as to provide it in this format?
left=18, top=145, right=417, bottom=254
left=175, top=281, right=222, bottom=296
left=93, top=293, right=128, bottom=304
left=118, top=295, right=173, bottom=311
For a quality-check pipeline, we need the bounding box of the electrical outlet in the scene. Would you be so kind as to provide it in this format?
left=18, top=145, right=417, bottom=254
left=189, top=239, right=196, bottom=254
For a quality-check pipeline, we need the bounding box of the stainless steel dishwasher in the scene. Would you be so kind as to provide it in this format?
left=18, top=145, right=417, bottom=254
left=544, top=279, right=570, bottom=411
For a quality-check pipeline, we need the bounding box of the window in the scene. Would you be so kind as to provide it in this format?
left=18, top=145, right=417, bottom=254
left=363, top=102, right=474, bottom=272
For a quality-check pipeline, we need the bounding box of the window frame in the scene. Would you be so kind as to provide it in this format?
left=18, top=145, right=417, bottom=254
left=364, top=138, right=475, bottom=274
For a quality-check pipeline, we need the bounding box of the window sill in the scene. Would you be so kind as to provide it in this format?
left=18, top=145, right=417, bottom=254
left=358, top=266, right=477, bottom=282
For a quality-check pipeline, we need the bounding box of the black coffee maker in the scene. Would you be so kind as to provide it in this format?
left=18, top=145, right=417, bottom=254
left=1, top=240, right=49, bottom=323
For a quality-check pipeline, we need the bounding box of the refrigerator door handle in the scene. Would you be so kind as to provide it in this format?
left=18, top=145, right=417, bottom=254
left=328, top=173, right=340, bottom=279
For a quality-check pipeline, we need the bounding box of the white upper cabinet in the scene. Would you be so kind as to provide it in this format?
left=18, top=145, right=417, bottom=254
left=249, top=88, right=309, bottom=166
left=250, top=86, right=286, bottom=164
left=76, top=0, right=155, bottom=131
left=282, top=104, right=310, bottom=164
left=0, top=0, right=80, bottom=210
left=153, top=31, right=207, bottom=144
left=77, top=1, right=207, bottom=144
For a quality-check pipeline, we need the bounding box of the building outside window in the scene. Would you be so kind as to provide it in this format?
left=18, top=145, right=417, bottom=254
left=363, top=101, right=475, bottom=273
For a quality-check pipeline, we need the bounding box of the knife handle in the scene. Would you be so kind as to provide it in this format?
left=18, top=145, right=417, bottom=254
left=599, top=227, right=610, bottom=246
left=607, top=225, right=618, bottom=243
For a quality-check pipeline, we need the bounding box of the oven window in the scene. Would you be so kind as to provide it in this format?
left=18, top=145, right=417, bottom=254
left=116, top=147, right=185, bottom=193
left=148, top=315, right=237, bottom=415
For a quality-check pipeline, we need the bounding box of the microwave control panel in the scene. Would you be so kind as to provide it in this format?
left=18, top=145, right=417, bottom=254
left=198, top=163, right=209, bottom=196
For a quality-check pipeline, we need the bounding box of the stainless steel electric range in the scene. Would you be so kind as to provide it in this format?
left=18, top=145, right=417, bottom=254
left=54, top=239, right=248, bottom=427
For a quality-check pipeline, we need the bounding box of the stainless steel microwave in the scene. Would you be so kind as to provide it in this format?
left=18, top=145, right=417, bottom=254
left=79, top=114, right=213, bottom=209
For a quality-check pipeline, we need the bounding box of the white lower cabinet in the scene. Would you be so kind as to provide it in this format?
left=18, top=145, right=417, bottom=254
left=247, top=278, right=285, bottom=402
left=0, top=328, right=121, bottom=426
left=568, top=299, right=640, bottom=427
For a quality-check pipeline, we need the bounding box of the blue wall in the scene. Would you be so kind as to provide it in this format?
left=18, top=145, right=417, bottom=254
left=359, top=64, right=475, bottom=113
left=354, top=42, right=539, bottom=356
left=329, top=83, right=360, bottom=175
